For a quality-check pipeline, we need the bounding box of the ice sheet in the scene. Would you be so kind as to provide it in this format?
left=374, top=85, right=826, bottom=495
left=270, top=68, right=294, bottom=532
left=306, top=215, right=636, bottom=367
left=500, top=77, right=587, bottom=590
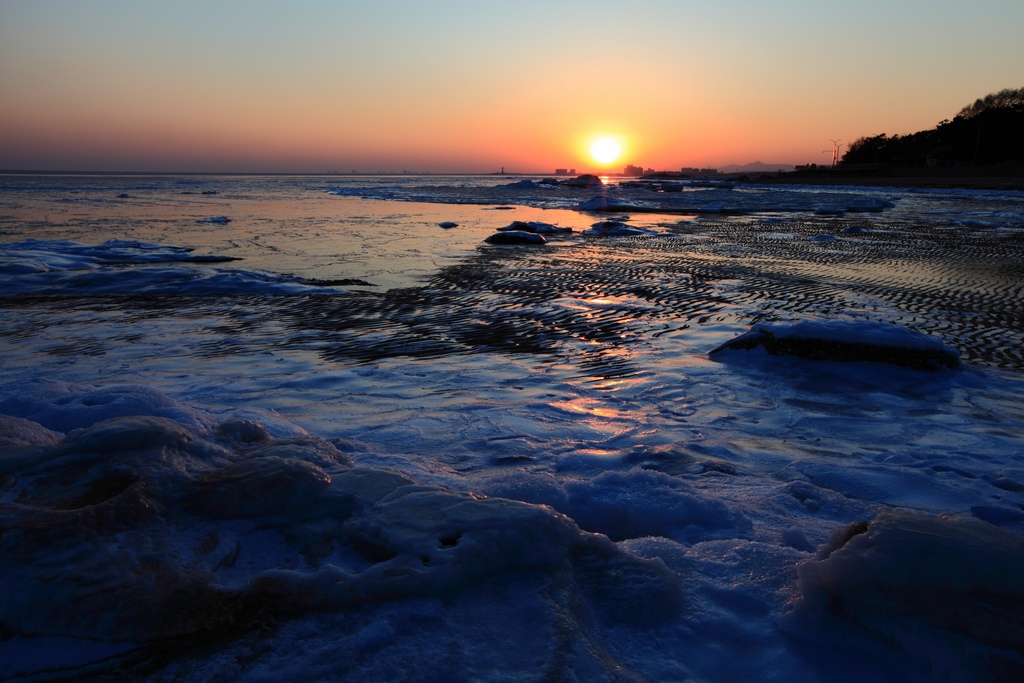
left=1, top=174, right=1023, bottom=681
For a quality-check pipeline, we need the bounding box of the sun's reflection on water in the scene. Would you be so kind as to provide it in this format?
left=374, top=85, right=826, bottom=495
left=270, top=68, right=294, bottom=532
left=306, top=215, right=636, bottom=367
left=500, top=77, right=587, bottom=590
left=549, top=397, right=633, bottom=420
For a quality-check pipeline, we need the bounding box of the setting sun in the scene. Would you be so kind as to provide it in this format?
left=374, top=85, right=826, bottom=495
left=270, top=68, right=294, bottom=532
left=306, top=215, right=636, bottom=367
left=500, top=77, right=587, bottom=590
left=590, top=137, right=622, bottom=165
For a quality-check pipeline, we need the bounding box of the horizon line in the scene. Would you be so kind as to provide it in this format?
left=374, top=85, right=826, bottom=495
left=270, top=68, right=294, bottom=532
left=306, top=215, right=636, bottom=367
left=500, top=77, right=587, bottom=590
left=0, top=169, right=555, bottom=177
left=0, top=166, right=787, bottom=178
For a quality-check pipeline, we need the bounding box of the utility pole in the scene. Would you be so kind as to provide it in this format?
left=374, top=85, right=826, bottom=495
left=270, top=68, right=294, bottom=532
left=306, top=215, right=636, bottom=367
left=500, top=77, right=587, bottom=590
left=828, top=139, right=842, bottom=167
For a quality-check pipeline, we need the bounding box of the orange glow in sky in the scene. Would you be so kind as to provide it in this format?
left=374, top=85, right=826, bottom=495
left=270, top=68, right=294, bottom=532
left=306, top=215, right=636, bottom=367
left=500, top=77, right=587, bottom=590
left=1, top=2, right=1022, bottom=173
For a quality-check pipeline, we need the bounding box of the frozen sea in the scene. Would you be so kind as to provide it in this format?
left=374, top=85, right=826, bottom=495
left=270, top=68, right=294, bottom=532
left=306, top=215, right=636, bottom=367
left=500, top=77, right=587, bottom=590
left=1, top=173, right=1023, bottom=682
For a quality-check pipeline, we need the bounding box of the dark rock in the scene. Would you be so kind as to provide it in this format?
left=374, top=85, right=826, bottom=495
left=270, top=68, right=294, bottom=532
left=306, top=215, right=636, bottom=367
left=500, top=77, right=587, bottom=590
left=583, top=221, right=656, bottom=237
left=484, top=230, right=547, bottom=245
left=497, top=221, right=570, bottom=234
left=438, top=221, right=459, bottom=229
left=561, top=174, right=604, bottom=188
left=590, top=220, right=631, bottom=231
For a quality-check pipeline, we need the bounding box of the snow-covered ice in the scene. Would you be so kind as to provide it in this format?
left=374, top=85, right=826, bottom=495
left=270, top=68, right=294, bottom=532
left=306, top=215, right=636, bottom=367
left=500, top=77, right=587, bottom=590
left=1, top=173, right=1023, bottom=681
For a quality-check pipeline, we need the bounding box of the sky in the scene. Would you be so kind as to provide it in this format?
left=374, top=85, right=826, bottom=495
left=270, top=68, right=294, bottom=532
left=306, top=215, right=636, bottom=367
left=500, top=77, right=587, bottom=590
left=1, top=0, right=1022, bottom=174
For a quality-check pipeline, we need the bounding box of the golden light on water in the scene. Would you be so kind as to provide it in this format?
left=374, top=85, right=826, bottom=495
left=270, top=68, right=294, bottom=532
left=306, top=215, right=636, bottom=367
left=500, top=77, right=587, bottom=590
left=549, top=398, right=631, bottom=420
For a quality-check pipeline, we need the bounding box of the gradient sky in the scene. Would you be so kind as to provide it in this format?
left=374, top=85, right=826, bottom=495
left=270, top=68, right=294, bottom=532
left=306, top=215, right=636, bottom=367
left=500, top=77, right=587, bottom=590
left=2, top=0, right=1022, bottom=173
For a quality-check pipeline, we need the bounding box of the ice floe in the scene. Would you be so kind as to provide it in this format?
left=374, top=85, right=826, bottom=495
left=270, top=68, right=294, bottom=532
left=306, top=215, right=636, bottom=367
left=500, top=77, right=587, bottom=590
left=710, top=319, right=962, bottom=370
left=325, top=177, right=897, bottom=216
left=0, top=238, right=238, bottom=268
left=0, top=410, right=682, bottom=678
left=583, top=220, right=662, bottom=237
left=785, top=508, right=1024, bottom=681
left=0, top=239, right=348, bottom=297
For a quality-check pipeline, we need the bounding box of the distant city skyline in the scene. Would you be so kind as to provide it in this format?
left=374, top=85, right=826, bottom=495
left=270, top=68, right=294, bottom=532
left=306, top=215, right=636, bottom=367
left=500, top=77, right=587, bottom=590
left=2, top=1, right=1022, bottom=174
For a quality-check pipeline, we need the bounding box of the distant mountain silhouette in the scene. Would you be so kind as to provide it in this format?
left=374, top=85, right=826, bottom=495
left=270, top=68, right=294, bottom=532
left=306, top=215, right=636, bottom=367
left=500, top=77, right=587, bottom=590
left=841, top=87, right=1024, bottom=168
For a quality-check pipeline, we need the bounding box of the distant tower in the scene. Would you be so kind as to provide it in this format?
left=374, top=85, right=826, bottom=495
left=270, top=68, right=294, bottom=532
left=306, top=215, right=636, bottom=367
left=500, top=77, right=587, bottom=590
left=828, top=139, right=842, bottom=167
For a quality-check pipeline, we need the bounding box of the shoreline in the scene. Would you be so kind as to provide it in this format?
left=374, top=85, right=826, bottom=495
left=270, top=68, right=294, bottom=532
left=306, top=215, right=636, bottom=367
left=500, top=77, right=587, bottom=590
left=741, top=166, right=1024, bottom=191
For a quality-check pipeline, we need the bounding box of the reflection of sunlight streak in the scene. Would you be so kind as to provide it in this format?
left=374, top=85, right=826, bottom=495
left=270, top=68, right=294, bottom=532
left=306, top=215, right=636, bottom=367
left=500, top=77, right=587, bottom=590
left=589, top=344, right=636, bottom=360
left=549, top=397, right=634, bottom=420
left=574, top=448, right=620, bottom=458
left=547, top=295, right=660, bottom=314
left=590, top=376, right=644, bottom=392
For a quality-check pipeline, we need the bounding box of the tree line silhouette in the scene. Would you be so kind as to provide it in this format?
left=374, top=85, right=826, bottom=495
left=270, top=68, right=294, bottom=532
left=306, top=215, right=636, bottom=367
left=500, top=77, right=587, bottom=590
left=841, top=87, right=1024, bottom=168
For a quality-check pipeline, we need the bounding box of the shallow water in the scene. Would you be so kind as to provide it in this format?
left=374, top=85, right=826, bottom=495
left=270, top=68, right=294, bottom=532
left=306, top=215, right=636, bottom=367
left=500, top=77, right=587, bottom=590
left=1, top=174, right=1023, bottom=682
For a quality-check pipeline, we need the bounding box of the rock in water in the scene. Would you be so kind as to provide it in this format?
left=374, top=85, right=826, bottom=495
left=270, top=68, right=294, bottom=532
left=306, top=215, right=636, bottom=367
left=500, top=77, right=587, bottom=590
left=484, top=230, right=547, bottom=245
left=709, top=319, right=960, bottom=370
left=583, top=221, right=655, bottom=237
left=496, top=221, right=570, bottom=234
left=561, top=174, right=604, bottom=188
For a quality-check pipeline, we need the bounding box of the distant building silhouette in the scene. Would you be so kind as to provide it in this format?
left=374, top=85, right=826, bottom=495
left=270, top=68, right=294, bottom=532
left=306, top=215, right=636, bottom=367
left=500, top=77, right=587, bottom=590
left=680, top=167, right=720, bottom=176
left=554, top=168, right=576, bottom=176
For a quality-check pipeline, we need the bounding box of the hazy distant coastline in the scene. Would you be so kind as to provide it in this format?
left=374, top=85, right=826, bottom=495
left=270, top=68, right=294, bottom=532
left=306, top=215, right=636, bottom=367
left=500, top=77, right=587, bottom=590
left=4, top=165, right=1022, bottom=193
left=747, top=164, right=1024, bottom=191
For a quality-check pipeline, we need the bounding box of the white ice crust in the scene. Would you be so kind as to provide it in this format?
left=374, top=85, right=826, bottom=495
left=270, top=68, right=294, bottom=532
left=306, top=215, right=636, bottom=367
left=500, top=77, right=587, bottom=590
left=0, top=410, right=682, bottom=679
left=0, top=239, right=347, bottom=296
